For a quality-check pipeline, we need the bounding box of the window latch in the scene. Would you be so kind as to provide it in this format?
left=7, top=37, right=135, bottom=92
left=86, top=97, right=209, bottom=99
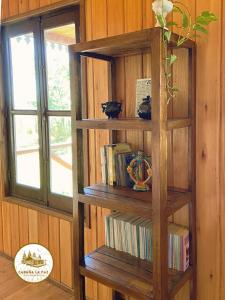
left=42, top=107, right=47, bottom=122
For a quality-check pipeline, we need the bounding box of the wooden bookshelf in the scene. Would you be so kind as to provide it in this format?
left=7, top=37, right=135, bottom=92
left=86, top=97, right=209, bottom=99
left=70, top=27, right=196, bottom=300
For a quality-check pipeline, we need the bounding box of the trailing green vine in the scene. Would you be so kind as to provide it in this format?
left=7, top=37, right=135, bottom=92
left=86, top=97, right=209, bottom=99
left=152, top=1, right=217, bottom=104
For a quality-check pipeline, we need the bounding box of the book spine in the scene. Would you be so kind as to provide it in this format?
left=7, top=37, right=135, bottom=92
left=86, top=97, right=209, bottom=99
left=168, top=234, right=171, bottom=268
left=182, top=232, right=190, bottom=271
left=105, top=146, right=110, bottom=185
left=100, top=147, right=106, bottom=184
left=110, top=215, right=114, bottom=248
left=105, top=216, right=109, bottom=247
left=108, top=146, right=114, bottom=186
left=115, top=154, right=120, bottom=186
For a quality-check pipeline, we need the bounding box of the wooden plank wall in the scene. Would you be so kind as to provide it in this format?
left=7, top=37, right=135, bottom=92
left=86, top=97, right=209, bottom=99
left=0, top=201, right=73, bottom=290
left=1, top=0, right=225, bottom=300
left=1, top=0, right=75, bottom=19
left=0, top=0, right=78, bottom=293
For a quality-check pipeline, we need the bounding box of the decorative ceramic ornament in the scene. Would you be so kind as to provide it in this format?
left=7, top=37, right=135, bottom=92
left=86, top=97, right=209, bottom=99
left=101, top=101, right=122, bottom=119
left=138, top=96, right=151, bottom=120
left=152, top=0, right=173, bottom=27
left=127, top=151, right=152, bottom=192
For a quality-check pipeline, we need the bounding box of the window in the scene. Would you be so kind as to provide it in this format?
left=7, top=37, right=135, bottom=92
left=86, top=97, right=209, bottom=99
left=3, top=8, right=79, bottom=212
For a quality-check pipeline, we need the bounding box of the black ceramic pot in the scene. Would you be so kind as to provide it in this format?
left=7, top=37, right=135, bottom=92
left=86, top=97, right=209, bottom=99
left=138, top=96, right=151, bottom=120
left=101, top=101, right=122, bottom=119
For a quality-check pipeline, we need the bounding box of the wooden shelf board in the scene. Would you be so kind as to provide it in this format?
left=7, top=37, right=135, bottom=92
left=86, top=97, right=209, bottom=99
left=78, top=184, right=192, bottom=218
left=75, top=118, right=191, bottom=131
left=80, top=246, right=193, bottom=300
left=70, top=28, right=195, bottom=58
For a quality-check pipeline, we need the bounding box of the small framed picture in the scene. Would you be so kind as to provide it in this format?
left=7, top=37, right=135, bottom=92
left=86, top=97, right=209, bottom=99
left=136, top=78, right=151, bottom=117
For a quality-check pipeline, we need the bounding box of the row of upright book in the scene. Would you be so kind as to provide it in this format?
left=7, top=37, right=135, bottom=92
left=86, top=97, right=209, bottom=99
left=100, top=143, right=133, bottom=186
left=105, top=212, right=189, bottom=272
left=100, top=143, right=151, bottom=187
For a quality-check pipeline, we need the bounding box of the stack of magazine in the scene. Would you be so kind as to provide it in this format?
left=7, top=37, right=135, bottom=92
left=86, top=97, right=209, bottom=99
left=105, top=212, right=189, bottom=272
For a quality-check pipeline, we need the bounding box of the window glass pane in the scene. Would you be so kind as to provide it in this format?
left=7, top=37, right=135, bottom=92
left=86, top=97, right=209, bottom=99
left=45, top=24, right=76, bottom=111
left=14, top=115, right=40, bottom=188
left=10, top=33, right=37, bottom=110
left=49, top=116, right=72, bottom=197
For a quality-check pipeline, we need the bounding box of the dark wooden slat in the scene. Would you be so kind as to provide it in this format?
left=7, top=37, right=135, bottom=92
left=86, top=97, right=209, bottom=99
left=80, top=257, right=153, bottom=300
left=70, top=28, right=195, bottom=58
left=78, top=52, right=113, bottom=61
left=75, top=118, right=191, bottom=131
left=78, top=184, right=192, bottom=218
left=96, top=247, right=190, bottom=289
left=80, top=246, right=192, bottom=300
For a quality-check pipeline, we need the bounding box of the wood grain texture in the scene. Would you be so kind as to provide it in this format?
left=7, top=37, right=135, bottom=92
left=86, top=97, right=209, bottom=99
left=28, top=209, right=38, bottom=243
left=60, top=219, right=73, bottom=287
left=125, top=55, right=143, bottom=150
left=38, top=212, right=49, bottom=248
left=0, top=201, right=73, bottom=290
left=2, top=202, right=12, bottom=256
left=91, top=0, right=107, bottom=39
left=2, top=0, right=80, bottom=22
left=0, top=203, right=3, bottom=252
left=220, top=2, right=225, bottom=299
left=124, top=0, right=143, bottom=159
left=196, top=1, right=222, bottom=300
left=91, top=1, right=112, bottom=299
left=8, top=0, right=19, bottom=16
left=124, top=0, right=142, bottom=33
left=1, top=0, right=9, bottom=20
left=143, top=0, right=153, bottom=29
left=107, top=0, right=124, bottom=37
left=18, top=0, right=29, bottom=14
left=51, top=0, right=61, bottom=3
left=18, top=205, right=29, bottom=247
left=174, top=281, right=190, bottom=300
left=40, top=0, right=51, bottom=7
left=49, top=216, right=61, bottom=282
left=0, top=255, right=73, bottom=299
left=28, top=0, right=40, bottom=10
left=10, top=204, right=20, bottom=257
left=85, top=0, right=98, bottom=299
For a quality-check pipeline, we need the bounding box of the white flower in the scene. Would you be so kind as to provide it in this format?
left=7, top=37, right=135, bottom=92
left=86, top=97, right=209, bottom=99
left=152, top=0, right=173, bottom=27
left=152, top=0, right=173, bottom=16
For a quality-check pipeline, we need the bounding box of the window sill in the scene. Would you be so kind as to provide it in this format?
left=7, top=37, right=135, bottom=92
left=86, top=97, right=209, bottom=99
left=4, top=196, right=73, bottom=222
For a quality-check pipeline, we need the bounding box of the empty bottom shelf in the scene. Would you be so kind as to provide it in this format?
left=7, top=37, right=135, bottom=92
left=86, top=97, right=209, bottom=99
left=80, top=246, right=192, bottom=300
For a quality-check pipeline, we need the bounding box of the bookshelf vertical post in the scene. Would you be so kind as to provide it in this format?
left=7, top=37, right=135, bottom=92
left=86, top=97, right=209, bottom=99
left=108, top=58, right=117, bottom=144
left=70, top=50, right=85, bottom=300
left=151, top=30, right=168, bottom=299
left=188, top=45, right=197, bottom=300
